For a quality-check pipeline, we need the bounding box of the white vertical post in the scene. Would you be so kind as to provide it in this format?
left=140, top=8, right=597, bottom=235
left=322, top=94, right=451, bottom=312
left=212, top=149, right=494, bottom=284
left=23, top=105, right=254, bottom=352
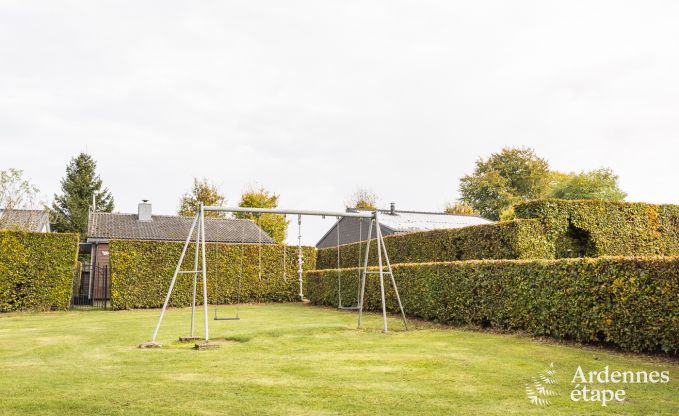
left=355, top=220, right=363, bottom=305
left=377, top=222, right=408, bottom=331
left=297, top=214, right=304, bottom=300
left=151, top=213, right=199, bottom=342
left=357, top=218, right=373, bottom=328
left=190, top=218, right=200, bottom=337
left=375, top=212, right=389, bottom=333
left=200, top=204, right=209, bottom=342
left=336, top=217, right=342, bottom=307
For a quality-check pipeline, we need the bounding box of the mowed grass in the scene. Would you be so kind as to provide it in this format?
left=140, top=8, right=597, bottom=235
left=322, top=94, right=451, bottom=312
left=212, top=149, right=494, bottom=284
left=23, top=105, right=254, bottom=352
left=0, top=304, right=676, bottom=415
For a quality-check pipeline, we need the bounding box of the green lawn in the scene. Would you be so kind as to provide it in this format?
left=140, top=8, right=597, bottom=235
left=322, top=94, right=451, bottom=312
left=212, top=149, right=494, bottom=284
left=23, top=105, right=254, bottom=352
left=0, top=304, right=676, bottom=415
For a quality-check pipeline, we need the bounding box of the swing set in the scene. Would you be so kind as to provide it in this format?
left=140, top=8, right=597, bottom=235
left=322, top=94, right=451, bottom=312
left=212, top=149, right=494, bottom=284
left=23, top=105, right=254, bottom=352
left=140, top=204, right=407, bottom=349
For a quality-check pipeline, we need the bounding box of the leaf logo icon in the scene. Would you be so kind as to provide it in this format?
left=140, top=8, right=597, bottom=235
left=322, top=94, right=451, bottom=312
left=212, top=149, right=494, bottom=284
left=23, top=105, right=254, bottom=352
left=525, top=363, right=559, bottom=406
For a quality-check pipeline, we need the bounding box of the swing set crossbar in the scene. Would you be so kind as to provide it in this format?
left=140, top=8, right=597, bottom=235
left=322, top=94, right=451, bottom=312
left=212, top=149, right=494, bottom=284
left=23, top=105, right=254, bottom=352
left=203, top=206, right=374, bottom=218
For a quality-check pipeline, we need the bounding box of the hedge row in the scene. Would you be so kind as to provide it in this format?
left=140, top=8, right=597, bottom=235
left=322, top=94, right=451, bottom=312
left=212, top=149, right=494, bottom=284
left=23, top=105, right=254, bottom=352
left=306, top=256, right=679, bottom=353
left=515, top=199, right=679, bottom=258
left=109, top=240, right=317, bottom=309
left=0, top=230, right=79, bottom=312
left=316, top=219, right=551, bottom=269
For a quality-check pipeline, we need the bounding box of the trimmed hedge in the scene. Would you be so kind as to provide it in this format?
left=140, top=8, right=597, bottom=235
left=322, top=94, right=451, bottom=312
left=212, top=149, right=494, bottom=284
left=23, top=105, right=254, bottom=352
left=316, top=219, right=552, bottom=269
left=109, top=240, right=316, bottom=309
left=515, top=199, right=679, bottom=258
left=306, top=256, right=679, bottom=353
left=0, top=230, right=79, bottom=312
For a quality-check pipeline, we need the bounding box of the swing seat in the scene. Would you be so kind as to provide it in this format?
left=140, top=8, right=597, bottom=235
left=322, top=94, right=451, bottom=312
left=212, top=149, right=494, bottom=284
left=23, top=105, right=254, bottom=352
left=213, top=316, right=240, bottom=321
left=337, top=305, right=360, bottom=311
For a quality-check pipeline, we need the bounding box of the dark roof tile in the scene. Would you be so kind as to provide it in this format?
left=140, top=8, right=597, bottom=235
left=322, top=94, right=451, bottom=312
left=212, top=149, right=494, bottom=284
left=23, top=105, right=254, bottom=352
left=0, top=209, right=50, bottom=232
left=87, top=213, right=274, bottom=244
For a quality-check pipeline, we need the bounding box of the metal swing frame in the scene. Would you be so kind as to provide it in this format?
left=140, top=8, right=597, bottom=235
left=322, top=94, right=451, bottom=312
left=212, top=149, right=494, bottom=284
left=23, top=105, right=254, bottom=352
left=142, top=204, right=407, bottom=348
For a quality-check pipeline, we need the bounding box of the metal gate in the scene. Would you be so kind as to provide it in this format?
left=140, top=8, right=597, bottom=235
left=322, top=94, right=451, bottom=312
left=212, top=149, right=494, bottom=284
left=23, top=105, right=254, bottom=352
left=71, top=263, right=110, bottom=309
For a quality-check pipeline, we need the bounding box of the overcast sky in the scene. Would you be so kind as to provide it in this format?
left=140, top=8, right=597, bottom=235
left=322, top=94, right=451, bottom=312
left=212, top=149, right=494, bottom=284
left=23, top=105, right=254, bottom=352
left=1, top=1, right=678, bottom=244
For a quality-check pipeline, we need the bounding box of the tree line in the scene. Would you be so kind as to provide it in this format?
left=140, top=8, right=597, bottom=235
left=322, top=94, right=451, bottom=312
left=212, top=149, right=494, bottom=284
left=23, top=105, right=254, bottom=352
left=457, top=147, right=625, bottom=220
left=1, top=147, right=626, bottom=240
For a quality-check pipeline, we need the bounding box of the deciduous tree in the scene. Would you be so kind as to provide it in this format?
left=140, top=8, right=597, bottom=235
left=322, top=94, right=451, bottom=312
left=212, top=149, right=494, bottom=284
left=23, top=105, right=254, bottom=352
left=178, top=178, right=225, bottom=217
left=234, top=186, right=288, bottom=244
left=0, top=168, right=42, bottom=230
left=347, top=187, right=378, bottom=210
left=444, top=201, right=480, bottom=216
left=548, top=168, right=626, bottom=201
left=459, top=147, right=550, bottom=220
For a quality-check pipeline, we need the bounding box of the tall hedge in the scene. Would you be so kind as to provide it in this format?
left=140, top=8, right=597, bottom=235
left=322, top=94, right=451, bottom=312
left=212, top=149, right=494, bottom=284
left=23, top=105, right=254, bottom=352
left=515, top=199, right=679, bottom=258
left=109, top=240, right=316, bottom=309
left=0, top=230, right=79, bottom=312
left=316, top=219, right=551, bottom=269
left=306, top=256, right=679, bottom=353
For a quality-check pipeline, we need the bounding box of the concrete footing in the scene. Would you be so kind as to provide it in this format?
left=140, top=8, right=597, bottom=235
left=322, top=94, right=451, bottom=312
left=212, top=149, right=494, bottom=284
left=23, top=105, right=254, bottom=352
left=139, top=341, right=162, bottom=349
left=194, top=342, right=220, bottom=350
left=178, top=336, right=203, bottom=342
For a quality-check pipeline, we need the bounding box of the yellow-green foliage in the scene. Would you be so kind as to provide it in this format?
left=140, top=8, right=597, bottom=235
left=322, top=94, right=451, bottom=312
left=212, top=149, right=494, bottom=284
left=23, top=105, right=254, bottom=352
left=109, top=240, right=316, bottom=309
left=0, top=230, right=79, bottom=312
left=306, top=256, right=679, bottom=353
left=316, top=219, right=552, bottom=269
left=515, top=199, right=679, bottom=257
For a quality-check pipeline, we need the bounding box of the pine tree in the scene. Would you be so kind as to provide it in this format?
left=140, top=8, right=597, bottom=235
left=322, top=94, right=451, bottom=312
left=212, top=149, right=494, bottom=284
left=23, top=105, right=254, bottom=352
left=51, top=153, right=114, bottom=239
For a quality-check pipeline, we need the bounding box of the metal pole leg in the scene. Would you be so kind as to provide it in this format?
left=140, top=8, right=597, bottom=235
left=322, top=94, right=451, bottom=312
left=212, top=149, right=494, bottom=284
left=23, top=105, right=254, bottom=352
left=357, top=219, right=373, bottom=329
left=200, top=205, right=209, bottom=343
left=378, top=222, right=408, bottom=331
left=297, top=214, right=304, bottom=300
left=190, top=221, right=200, bottom=337
left=145, top=213, right=199, bottom=346
left=375, top=214, right=388, bottom=333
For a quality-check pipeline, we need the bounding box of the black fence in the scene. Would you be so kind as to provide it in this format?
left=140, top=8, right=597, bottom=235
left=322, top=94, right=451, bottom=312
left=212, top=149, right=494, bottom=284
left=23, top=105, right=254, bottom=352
left=71, top=263, right=110, bottom=309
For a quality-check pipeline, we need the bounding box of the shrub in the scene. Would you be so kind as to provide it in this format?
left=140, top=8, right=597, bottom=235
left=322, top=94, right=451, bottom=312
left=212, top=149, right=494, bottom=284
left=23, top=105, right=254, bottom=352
left=0, top=230, right=79, bottom=312
left=315, top=219, right=552, bottom=269
left=109, top=240, right=316, bottom=309
left=515, top=199, right=679, bottom=257
left=306, top=256, right=679, bottom=353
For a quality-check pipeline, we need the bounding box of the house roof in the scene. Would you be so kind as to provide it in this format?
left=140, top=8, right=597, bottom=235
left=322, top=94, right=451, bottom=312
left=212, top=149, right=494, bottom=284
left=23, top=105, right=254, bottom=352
left=87, top=212, right=275, bottom=244
left=0, top=209, right=51, bottom=232
left=316, top=207, right=494, bottom=248
left=349, top=207, right=493, bottom=233
left=315, top=217, right=376, bottom=248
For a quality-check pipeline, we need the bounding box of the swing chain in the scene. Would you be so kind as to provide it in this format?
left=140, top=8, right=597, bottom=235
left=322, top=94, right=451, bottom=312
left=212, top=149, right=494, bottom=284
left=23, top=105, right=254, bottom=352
left=337, top=216, right=342, bottom=306
left=258, top=221, right=262, bottom=281
left=297, top=214, right=304, bottom=300
left=282, top=214, right=287, bottom=282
